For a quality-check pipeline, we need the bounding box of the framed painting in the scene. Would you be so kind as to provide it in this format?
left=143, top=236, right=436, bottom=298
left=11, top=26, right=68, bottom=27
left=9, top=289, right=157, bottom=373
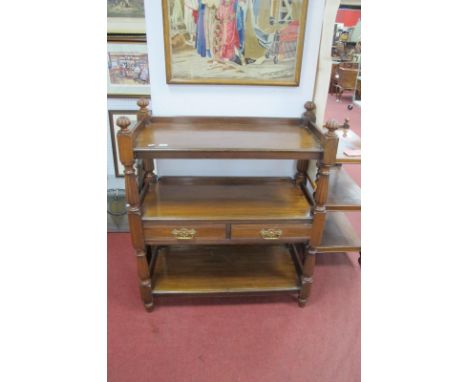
left=162, top=0, right=309, bottom=86
left=107, top=34, right=147, bottom=43
left=108, top=110, right=138, bottom=177
left=107, top=42, right=151, bottom=97
left=107, top=0, right=146, bottom=34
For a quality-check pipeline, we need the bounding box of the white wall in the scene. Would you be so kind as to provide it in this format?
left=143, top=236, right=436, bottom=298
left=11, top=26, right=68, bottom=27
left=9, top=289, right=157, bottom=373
left=107, top=0, right=325, bottom=183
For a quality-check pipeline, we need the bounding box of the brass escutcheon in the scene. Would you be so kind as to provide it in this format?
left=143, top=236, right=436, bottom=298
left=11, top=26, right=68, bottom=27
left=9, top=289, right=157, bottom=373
left=172, top=227, right=197, bottom=240
left=260, top=228, right=282, bottom=240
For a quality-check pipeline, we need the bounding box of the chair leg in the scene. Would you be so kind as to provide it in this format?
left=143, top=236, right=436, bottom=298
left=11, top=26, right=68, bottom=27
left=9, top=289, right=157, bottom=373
left=335, top=85, right=341, bottom=102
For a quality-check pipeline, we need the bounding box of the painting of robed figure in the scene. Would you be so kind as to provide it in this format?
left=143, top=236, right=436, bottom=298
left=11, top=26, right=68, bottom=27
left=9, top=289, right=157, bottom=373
left=162, top=0, right=309, bottom=85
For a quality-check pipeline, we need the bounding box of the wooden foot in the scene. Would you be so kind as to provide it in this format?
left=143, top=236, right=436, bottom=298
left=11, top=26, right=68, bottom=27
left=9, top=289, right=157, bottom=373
left=298, top=297, right=307, bottom=308
left=144, top=300, right=155, bottom=312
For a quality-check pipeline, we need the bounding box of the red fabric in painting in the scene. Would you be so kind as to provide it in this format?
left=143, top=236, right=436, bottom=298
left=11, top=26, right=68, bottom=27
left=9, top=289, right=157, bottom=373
left=217, top=1, right=240, bottom=59
left=336, top=9, right=361, bottom=27
left=280, top=21, right=299, bottom=42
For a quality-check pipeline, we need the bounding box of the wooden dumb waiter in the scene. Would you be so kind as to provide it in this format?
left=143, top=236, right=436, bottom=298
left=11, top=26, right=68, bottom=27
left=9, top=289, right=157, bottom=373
left=117, top=99, right=361, bottom=311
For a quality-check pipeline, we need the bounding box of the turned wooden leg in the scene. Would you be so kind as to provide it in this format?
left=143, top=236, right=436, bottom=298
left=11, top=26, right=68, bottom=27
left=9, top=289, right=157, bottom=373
left=298, top=248, right=317, bottom=307
left=136, top=249, right=154, bottom=311
left=143, top=158, right=156, bottom=185
left=295, top=160, right=309, bottom=186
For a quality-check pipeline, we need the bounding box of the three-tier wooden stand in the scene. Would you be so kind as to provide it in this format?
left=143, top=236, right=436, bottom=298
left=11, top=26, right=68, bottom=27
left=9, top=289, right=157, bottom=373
left=117, top=99, right=361, bottom=311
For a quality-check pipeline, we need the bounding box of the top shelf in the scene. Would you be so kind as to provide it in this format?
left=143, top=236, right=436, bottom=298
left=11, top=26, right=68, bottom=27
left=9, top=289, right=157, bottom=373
left=133, top=117, right=324, bottom=159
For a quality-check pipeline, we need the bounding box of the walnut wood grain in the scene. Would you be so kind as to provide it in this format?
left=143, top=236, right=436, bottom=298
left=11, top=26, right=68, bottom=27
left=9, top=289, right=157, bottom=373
left=142, top=177, right=312, bottom=222
left=117, top=116, right=154, bottom=311
left=152, top=245, right=301, bottom=295
left=308, top=120, right=339, bottom=247
left=133, top=117, right=323, bottom=159
left=326, top=166, right=361, bottom=210
left=144, top=223, right=226, bottom=243
left=231, top=224, right=312, bottom=241
left=317, top=212, right=361, bottom=252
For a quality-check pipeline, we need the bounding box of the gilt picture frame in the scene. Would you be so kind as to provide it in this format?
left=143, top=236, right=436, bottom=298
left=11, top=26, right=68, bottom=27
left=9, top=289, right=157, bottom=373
left=162, top=0, right=309, bottom=86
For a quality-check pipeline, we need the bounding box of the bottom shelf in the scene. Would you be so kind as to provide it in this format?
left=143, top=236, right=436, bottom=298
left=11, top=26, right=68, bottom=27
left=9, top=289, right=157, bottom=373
left=152, top=245, right=301, bottom=295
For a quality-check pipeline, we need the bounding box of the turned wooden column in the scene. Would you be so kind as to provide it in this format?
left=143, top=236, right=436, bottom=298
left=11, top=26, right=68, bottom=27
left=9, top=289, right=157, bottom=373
left=310, top=120, right=339, bottom=245
left=117, top=116, right=154, bottom=311
left=137, top=98, right=156, bottom=186
left=299, top=119, right=339, bottom=307
left=295, top=160, right=309, bottom=186
left=295, top=101, right=316, bottom=186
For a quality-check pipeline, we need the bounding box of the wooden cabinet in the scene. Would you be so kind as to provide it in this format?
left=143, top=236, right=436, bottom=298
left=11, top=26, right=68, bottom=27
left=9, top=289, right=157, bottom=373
left=117, top=99, right=361, bottom=311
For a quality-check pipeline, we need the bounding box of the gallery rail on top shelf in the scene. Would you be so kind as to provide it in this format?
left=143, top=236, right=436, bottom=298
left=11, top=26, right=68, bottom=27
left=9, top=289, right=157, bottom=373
left=116, top=98, right=361, bottom=311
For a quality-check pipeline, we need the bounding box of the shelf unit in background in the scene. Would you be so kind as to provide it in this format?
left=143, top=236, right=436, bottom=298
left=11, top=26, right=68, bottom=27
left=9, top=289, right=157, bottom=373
left=116, top=99, right=361, bottom=311
left=324, top=124, right=361, bottom=262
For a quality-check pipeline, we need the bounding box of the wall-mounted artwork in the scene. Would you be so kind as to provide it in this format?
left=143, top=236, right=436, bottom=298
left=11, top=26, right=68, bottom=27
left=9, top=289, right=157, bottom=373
left=107, top=42, right=151, bottom=97
left=107, top=0, right=146, bottom=34
left=162, top=0, right=309, bottom=86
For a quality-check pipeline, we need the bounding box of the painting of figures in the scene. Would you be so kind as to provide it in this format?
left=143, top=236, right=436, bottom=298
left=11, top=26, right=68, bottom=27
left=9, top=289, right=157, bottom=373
left=107, top=0, right=146, bottom=33
left=108, top=53, right=150, bottom=85
left=107, top=43, right=150, bottom=96
left=107, top=0, right=145, bottom=17
left=162, top=0, right=309, bottom=85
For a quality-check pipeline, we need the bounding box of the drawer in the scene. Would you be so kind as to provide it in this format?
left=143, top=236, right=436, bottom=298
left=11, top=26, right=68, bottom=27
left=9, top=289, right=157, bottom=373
left=144, top=224, right=226, bottom=242
left=231, top=224, right=312, bottom=241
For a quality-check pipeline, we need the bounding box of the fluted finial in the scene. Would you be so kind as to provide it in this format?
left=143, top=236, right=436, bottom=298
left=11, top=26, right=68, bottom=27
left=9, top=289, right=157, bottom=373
left=116, top=116, right=131, bottom=131
left=324, top=119, right=340, bottom=137
left=137, top=97, right=149, bottom=110
left=324, top=118, right=350, bottom=137
left=302, top=101, right=316, bottom=127
left=304, top=101, right=316, bottom=112
left=136, top=97, right=150, bottom=122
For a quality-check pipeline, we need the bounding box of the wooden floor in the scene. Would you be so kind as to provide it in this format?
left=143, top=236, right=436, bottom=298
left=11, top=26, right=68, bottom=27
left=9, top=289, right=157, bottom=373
left=152, top=245, right=301, bottom=295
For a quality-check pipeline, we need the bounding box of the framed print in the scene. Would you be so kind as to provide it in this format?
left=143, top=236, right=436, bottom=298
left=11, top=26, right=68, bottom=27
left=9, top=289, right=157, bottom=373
left=108, top=110, right=138, bottom=177
left=107, top=42, right=151, bottom=97
left=162, top=0, right=309, bottom=86
left=107, top=0, right=146, bottom=34
left=107, top=34, right=147, bottom=43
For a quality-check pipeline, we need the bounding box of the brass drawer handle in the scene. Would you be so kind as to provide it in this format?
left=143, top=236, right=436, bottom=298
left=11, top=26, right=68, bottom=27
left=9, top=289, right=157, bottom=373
left=260, top=228, right=282, bottom=240
left=172, top=227, right=197, bottom=240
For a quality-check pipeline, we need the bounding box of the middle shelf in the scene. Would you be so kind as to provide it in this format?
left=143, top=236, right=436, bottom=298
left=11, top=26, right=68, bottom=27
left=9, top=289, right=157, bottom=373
left=142, top=177, right=312, bottom=222
left=140, top=175, right=360, bottom=248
